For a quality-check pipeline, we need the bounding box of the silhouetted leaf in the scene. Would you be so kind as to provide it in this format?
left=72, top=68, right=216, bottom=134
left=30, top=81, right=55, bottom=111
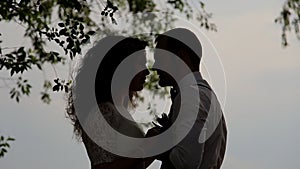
left=59, top=28, right=67, bottom=36
left=7, top=137, right=15, bottom=141
left=52, top=85, right=60, bottom=92
left=64, top=85, right=69, bottom=93
left=87, top=31, right=95, bottom=35
left=79, top=23, right=84, bottom=30
left=58, top=22, right=65, bottom=27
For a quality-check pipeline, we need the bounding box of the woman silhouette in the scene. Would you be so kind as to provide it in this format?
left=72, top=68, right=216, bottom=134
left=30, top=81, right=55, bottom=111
left=66, top=36, right=150, bottom=169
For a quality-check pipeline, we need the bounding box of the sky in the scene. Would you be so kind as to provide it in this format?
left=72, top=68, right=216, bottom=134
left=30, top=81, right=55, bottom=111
left=1, top=0, right=300, bottom=169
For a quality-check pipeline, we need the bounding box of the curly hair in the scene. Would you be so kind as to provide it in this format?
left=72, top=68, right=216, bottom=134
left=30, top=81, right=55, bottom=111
left=66, top=36, right=148, bottom=139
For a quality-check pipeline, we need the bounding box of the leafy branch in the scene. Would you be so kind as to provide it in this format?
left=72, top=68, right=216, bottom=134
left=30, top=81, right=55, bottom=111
left=0, top=135, right=15, bottom=158
left=275, top=0, right=300, bottom=46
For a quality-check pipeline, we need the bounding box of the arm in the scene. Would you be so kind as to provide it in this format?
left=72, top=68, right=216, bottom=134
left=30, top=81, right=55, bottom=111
left=167, top=86, right=208, bottom=169
left=92, top=127, right=161, bottom=169
left=168, top=127, right=206, bottom=169
left=155, top=115, right=206, bottom=169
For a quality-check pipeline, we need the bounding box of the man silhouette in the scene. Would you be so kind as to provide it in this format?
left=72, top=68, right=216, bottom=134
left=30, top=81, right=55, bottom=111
left=151, top=28, right=227, bottom=169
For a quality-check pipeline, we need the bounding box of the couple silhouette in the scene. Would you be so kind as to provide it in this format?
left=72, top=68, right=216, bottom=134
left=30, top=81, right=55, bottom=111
left=67, top=28, right=227, bottom=169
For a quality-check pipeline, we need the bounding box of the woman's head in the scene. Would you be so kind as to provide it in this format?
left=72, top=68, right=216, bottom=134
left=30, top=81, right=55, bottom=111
left=67, top=36, right=148, bottom=138
left=95, top=37, right=148, bottom=103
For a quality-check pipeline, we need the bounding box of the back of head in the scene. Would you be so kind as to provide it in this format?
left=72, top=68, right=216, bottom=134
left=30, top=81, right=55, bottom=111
left=155, top=28, right=202, bottom=71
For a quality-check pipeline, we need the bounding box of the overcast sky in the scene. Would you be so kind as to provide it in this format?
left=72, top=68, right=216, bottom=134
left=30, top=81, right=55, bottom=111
left=1, top=0, right=300, bottom=169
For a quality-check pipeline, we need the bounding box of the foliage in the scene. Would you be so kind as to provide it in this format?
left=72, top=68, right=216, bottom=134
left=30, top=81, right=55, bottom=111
left=0, top=135, right=15, bottom=158
left=275, top=0, right=300, bottom=46
left=0, top=0, right=97, bottom=103
left=0, top=0, right=215, bottom=104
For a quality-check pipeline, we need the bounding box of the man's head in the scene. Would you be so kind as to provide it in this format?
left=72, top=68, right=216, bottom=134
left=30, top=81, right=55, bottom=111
left=154, top=28, right=202, bottom=87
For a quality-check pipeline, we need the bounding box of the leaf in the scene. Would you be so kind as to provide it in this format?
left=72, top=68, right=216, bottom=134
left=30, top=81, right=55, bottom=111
left=66, top=80, right=72, bottom=86
left=67, top=41, right=74, bottom=49
left=17, top=47, right=25, bottom=53
left=6, top=54, right=14, bottom=59
left=87, top=31, right=95, bottom=35
left=52, top=85, right=60, bottom=92
left=200, top=1, right=205, bottom=8
left=81, top=37, right=90, bottom=44
left=43, top=81, right=52, bottom=89
left=10, top=92, right=15, bottom=99
left=37, top=64, right=42, bottom=70
left=64, top=85, right=69, bottom=93
left=58, top=22, right=65, bottom=27
left=10, top=70, right=15, bottom=76
left=54, top=78, right=59, bottom=83
left=51, top=51, right=59, bottom=56
left=79, top=23, right=84, bottom=30
left=7, top=137, right=15, bottom=141
left=54, top=38, right=60, bottom=43
left=41, top=92, right=51, bottom=104
left=21, top=86, right=25, bottom=94
left=71, top=29, right=76, bottom=35
left=59, top=28, right=67, bottom=36
left=39, top=4, right=44, bottom=12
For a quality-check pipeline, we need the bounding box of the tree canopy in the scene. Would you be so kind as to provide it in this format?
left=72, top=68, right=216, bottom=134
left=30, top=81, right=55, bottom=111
left=0, top=0, right=215, bottom=104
